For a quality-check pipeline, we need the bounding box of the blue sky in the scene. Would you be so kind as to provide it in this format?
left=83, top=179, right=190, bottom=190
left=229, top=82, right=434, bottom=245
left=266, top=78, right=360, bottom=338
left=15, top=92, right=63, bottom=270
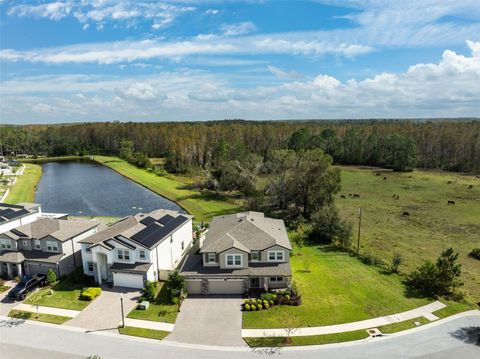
left=0, top=0, right=479, bottom=124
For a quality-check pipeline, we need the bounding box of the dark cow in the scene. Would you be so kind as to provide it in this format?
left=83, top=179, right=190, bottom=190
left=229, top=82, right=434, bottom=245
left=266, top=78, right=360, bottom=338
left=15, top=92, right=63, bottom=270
left=395, top=195, right=400, bottom=200
left=468, top=185, right=473, bottom=189
left=402, top=211, right=410, bottom=217
left=447, top=181, right=452, bottom=184
left=340, top=195, right=346, bottom=199
left=376, top=173, right=382, bottom=176
left=448, top=200, right=456, bottom=205
left=353, top=193, right=360, bottom=198
left=383, top=177, right=387, bottom=180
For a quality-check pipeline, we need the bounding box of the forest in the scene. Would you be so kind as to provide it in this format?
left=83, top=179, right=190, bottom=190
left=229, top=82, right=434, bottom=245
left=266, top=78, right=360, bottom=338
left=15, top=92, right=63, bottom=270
left=0, top=119, right=479, bottom=174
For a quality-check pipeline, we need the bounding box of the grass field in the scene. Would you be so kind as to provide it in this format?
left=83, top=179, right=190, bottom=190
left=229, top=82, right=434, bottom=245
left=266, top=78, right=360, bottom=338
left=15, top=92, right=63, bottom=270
left=8, top=309, right=71, bottom=324
left=4, top=163, right=42, bottom=204
left=243, top=245, right=433, bottom=329
left=336, top=166, right=480, bottom=301
left=93, top=156, right=242, bottom=221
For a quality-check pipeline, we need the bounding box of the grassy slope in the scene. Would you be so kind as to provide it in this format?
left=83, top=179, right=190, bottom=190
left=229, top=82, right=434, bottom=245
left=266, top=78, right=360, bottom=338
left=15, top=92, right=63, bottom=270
left=8, top=309, right=71, bottom=324
left=337, top=166, right=480, bottom=301
left=4, top=163, right=42, bottom=204
left=93, top=156, right=242, bottom=221
left=243, top=245, right=431, bottom=329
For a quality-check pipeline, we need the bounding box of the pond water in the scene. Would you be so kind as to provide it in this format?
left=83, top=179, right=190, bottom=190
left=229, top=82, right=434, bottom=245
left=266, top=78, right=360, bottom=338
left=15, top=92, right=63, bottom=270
left=35, top=161, right=183, bottom=217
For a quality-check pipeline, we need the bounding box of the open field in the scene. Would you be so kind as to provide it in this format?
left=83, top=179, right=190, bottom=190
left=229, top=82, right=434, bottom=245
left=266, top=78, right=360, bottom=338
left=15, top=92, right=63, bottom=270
left=93, top=156, right=242, bottom=221
left=243, top=245, right=434, bottom=329
left=4, top=163, right=42, bottom=204
left=337, top=166, right=480, bottom=301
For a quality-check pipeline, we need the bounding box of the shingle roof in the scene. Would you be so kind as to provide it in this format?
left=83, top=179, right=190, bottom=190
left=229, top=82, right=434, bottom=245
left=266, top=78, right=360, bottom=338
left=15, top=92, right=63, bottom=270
left=22, top=250, right=64, bottom=264
left=200, top=212, right=291, bottom=254
left=0, top=202, right=39, bottom=223
left=11, top=218, right=99, bottom=242
left=0, top=250, right=24, bottom=263
left=80, top=209, right=192, bottom=250
left=180, top=255, right=292, bottom=278
left=110, top=262, right=152, bottom=274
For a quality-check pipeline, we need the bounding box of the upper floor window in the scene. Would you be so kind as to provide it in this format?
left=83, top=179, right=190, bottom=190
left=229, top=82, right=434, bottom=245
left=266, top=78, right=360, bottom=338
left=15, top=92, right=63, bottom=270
left=117, top=249, right=130, bottom=261
left=251, top=251, right=261, bottom=261
left=87, top=262, right=94, bottom=272
left=270, top=276, right=284, bottom=283
left=0, top=238, right=12, bottom=250
left=46, top=240, right=59, bottom=252
left=139, top=250, right=146, bottom=260
left=268, top=251, right=284, bottom=262
left=34, top=239, right=41, bottom=250
left=207, top=253, right=216, bottom=263
left=226, top=254, right=242, bottom=267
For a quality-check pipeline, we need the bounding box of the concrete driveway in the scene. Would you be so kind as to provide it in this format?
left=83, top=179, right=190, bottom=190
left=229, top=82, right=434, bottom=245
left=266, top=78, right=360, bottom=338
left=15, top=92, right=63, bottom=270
left=166, top=295, right=246, bottom=347
left=0, top=283, right=17, bottom=316
left=66, top=286, right=140, bottom=331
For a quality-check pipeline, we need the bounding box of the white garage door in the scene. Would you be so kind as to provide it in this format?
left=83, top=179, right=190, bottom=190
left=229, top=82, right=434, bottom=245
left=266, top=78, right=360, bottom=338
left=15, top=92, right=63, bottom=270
left=113, top=272, right=144, bottom=289
left=208, top=279, right=244, bottom=294
left=186, top=280, right=202, bottom=294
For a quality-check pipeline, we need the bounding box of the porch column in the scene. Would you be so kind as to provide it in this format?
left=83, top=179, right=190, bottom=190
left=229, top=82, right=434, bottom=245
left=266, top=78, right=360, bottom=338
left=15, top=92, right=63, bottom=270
left=6, top=263, right=12, bottom=279
left=264, top=277, right=269, bottom=291
left=17, top=263, right=22, bottom=279
left=96, top=253, right=102, bottom=285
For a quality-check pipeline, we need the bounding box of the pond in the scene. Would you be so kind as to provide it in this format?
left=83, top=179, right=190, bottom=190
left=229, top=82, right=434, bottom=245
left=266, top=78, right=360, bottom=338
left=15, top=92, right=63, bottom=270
left=35, top=161, right=183, bottom=217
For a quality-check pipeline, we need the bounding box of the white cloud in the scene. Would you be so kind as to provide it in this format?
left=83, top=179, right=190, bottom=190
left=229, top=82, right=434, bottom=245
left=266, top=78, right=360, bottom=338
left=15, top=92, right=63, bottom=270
left=220, top=21, right=257, bottom=36
left=205, top=9, right=219, bottom=15
left=2, top=42, right=479, bottom=122
left=8, top=2, right=72, bottom=21
left=267, top=65, right=302, bottom=80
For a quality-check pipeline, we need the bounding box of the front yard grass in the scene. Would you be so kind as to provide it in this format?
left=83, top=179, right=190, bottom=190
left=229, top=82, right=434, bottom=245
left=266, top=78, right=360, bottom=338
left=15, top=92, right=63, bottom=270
left=8, top=309, right=71, bottom=324
left=4, top=163, right=42, bottom=204
left=118, top=326, right=169, bottom=340
left=243, top=245, right=432, bottom=329
left=377, top=316, right=431, bottom=334
left=25, top=278, right=90, bottom=311
left=433, top=300, right=474, bottom=319
left=127, top=282, right=178, bottom=323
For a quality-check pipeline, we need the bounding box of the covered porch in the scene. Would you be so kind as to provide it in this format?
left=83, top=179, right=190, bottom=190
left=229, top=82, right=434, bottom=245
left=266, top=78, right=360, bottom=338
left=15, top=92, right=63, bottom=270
left=0, top=251, right=25, bottom=279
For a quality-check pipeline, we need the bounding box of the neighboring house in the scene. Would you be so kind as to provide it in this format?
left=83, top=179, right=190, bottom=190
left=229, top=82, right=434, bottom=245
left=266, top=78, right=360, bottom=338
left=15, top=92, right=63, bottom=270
left=0, top=216, right=99, bottom=279
left=0, top=203, right=42, bottom=234
left=79, top=209, right=193, bottom=289
left=181, top=211, right=292, bottom=295
left=0, top=163, right=13, bottom=176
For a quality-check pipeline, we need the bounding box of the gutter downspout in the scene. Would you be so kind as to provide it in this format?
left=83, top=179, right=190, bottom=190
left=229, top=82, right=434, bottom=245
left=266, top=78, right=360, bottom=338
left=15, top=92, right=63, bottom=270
left=70, top=237, right=77, bottom=269
left=155, top=245, right=160, bottom=281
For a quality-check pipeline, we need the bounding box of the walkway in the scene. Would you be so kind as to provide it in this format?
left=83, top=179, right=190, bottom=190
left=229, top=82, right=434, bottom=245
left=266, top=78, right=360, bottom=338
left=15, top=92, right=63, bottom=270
left=13, top=303, right=80, bottom=318
left=124, top=318, right=174, bottom=332
left=66, top=286, right=140, bottom=331
left=166, top=295, right=246, bottom=347
left=242, top=301, right=446, bottom=337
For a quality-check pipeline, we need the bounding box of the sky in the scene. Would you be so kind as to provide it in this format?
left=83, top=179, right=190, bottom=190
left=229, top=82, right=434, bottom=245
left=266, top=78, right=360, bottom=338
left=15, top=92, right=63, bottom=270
left=0, top=0, right=479, bottom=124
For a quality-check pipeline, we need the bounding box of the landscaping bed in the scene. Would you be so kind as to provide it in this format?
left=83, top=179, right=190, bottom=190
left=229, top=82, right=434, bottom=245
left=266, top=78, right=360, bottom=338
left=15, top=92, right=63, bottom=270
left=8, top=309, right=71, bottom=325
left=127, top=282, right=178, bottom=323
left=118, top=326, right=169, bottom=340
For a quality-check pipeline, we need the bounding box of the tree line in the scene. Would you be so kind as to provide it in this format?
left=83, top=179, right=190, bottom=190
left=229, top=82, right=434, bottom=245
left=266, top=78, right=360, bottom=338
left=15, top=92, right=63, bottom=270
left=0, top=119, right=478, bottom=173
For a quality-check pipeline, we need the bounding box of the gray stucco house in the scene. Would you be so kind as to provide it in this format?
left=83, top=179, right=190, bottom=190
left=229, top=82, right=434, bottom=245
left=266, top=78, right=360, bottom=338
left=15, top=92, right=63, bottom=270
left=181, top=211, right=292, bottom=295
left=0, top=204, right=99, bottom=279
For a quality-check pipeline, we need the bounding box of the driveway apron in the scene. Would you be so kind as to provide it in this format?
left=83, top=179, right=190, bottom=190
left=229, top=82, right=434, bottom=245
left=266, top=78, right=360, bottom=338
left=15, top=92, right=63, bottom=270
left=66, top=286, right=140, bottom=331
left=166, top=295, right=246, bottom=347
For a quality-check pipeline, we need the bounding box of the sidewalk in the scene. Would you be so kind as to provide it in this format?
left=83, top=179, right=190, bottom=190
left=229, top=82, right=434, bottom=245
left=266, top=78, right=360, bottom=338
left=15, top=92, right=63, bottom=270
left=13, top=303, right=80, bottom=318
left=242, top=301, right=446, bottom=337
left=124, top=318, right=175, bottom=332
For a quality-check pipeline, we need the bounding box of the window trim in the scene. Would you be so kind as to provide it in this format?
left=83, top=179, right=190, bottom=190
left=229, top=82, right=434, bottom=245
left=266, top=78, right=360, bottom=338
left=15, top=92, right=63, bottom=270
left=87, top=262, right=94, bottom=272
left=225, top=253, right=242, bottom=267
left=269, top=276, right=284, bottom=283
left=268, top=251, right=284, bottom=262
left=117, top=249, right=130, bottom=261
left=251, top=251, right=261, bottom=262
left=46, top=240, right=59, bottom=252
left=207, top=253, right=217, bottom=263
left=0, top=238, right=13, bottom=249
left=139, top=250, right=146, bottom=260
left=34, top=239, right=41, bottom=250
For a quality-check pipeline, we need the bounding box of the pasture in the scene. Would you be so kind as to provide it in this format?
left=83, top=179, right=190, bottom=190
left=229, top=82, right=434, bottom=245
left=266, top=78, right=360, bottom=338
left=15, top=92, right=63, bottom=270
left=336, top=166, right=480, bottom=302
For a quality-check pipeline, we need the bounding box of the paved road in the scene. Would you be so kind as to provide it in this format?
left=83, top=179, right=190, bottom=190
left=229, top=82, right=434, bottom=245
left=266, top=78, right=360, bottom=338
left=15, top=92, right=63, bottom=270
left=0, top=312, right=479, bottom=358
left=167, top=295, right=246, bottom=346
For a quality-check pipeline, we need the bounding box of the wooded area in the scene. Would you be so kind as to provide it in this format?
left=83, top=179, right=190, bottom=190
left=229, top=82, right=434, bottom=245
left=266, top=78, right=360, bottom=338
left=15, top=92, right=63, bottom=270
left=1, top=119, right=479, bottom=173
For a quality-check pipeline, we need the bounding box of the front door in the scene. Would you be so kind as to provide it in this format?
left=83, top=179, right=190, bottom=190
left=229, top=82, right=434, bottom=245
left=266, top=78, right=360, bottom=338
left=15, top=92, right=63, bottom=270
left=250, top=277, right=260, bottom=288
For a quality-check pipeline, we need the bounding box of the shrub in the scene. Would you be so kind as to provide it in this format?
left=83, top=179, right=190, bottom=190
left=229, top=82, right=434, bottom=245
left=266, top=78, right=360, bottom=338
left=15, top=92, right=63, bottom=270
left=244, top=304, right=250, bottom=311
left=263, top=300, right=268, bottom=306
left=390, top=252, right=403, bottom=273
left=166, top=271, right=185, bottom=302
left=269, top=299, right=274, bottom=306
left=80, top=287, right=101, bottom=301
left=285, top=294, right=290, bottom=301
left=264, top=303, right=270, bottom=309
left=470, top=248, right=480, bottom=260
left=257, top=304, right=263, bottom=310
left=46, top=268, right=57, bottom=284
left=361, top=253, right=374, bottom=265
left=251, top=304, right=256, bottom=311
left=143, top=281, right=157, bottom=302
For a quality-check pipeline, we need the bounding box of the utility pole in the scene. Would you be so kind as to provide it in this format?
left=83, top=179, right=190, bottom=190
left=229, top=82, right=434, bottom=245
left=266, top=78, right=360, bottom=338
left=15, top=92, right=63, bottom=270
left=357, top=208, right=362, bottom=256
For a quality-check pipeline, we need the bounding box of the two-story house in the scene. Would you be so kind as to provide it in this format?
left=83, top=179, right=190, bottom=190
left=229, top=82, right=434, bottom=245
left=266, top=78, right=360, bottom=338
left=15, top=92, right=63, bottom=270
left=79, top=209, right=193, bottom=289
left=0, top=205, right=99, bottom=279
left=180, top=211, right=292, bottom=295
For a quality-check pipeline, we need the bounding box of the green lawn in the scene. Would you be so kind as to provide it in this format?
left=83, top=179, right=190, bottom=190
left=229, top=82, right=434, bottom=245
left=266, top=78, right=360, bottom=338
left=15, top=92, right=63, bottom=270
left=8, top=309, right=71, bottom=324
left=433, top=300, right=474, bottom=319
left=24, top=279, right=90, bottom=311
left=243, top=245, right=432, bottom=329
left=377, top=317, right=431, bottom=334
left=336, top=166, right=480, bottom=302
left=0, top=285, right=10, bottom=293
left=244, top=329, right=369, bottom=347
left=4, top=163, right=42, bottom=204
left=127, top=283, right=178, bottom=323
left=93, top=156, right=242, bottom=221
left=118, top=326, right=169, bottom=340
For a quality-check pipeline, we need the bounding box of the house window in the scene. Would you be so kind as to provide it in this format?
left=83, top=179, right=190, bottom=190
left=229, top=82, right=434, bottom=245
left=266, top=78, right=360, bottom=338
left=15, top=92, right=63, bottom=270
left=87, top=262, right=94, bottom=272
left=46, top=240, right=58, bottom=252
left=117, top=249, right=130, bottom=261
left=226, top=254, right=242, bottom=267
left=207, top=253, right=216, bottom=263
left=268, top=251, right=284, bottom=262
left=0, top=238, right=12, bottom=249
left=139, top=250, right=146, bottom=260
left=270, top=277, right=284, bottom=283
left=34, top=239, right=41, bottom=250
left=251, top=251, right=261, bottom=261
left=181, top=241, right=184, bottom=250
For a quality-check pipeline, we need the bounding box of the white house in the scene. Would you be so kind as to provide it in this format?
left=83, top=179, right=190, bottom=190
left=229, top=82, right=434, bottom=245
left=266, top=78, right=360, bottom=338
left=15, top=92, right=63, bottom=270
left=79, top=209, right=193, bottom=289
left=0, top=203, right=43, bottom=234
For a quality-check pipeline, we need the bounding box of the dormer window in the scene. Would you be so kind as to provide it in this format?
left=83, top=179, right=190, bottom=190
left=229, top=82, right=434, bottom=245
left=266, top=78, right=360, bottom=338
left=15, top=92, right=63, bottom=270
left=226, top=254, right=242, bottom=267
left=117, top=249, right=130, bottom=261
left=251, top=251, right=261, bottom=261
left=268, top=251, right=284, bottom=262
left=207, top=253, right=216, bottom=263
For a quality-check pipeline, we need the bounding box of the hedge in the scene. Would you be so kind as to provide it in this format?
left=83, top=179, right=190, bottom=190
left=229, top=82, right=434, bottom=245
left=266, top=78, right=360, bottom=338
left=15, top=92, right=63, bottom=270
left=80, top=287, right=102, bottom=301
